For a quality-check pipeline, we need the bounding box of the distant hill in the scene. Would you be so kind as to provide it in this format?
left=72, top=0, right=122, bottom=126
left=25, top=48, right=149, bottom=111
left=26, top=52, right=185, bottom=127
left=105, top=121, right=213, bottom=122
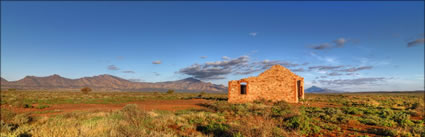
left=305, top=86, right=339, bottom=93
left=1, top=77, right=7, bottom=83
left=1, top=74, right=227, bottom=93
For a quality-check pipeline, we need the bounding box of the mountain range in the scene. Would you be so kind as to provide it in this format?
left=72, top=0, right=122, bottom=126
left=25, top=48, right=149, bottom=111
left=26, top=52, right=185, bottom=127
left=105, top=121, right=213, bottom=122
left=0, top=74, right=227, bottom=93
left=305, top=86, right=340, bottom=93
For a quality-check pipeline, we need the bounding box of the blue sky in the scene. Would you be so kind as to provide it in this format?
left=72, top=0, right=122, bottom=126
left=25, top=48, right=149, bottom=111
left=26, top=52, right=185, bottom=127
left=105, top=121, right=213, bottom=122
left=1, top=1, right=424, bottom=91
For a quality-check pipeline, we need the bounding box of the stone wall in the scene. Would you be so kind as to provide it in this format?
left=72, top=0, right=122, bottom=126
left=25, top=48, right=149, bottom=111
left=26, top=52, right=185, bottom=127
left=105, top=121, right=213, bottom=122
left=228, top=65, right=304, bottom=103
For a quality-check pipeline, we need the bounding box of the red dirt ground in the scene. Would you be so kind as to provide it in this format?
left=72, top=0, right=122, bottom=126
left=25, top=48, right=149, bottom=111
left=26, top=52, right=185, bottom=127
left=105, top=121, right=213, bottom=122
left=1, top=99, right=211, bottom=116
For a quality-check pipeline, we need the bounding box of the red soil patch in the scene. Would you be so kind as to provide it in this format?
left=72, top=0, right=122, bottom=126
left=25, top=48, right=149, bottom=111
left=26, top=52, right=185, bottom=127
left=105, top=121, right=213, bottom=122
left=411, top=116, right=424, bottom=121
left=1, top=99, right=211, bottom=116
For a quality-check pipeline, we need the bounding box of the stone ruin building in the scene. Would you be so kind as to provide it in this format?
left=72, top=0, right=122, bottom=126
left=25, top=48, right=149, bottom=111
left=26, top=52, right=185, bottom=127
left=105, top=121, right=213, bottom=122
left=228, top=64, right=304, bottom=103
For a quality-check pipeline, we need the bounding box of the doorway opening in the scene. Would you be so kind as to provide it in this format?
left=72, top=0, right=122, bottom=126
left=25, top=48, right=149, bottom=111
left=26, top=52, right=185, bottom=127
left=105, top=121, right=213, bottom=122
left=297, top=80, right=302, bottom=100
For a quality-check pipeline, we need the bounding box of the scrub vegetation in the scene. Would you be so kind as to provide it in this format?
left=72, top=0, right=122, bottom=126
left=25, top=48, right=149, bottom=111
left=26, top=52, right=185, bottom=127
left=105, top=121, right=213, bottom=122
left=0, top=91, right=423, bottom=137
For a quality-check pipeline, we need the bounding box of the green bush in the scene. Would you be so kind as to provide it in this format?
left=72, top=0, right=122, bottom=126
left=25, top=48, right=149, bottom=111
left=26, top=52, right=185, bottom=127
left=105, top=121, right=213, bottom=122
left=197, top=122, right=231, bottom=137
left=379, top=108, right=394, bottom=119
left=392, top=112, right=414, bottom=127
left=167, top=89, right=175, bottom=94
left=324, top=107, right=342, bottom=115
left=343, top=107, right=363, bottom=115
left=271, top=101, right=295, bottom=118
left=36, top=104, right=50, bottom=109
left=358, top=115, right=395, bottom=127
left=366, top=128, right=397, bottom=136
left=11, top=102, right=33, bottom=108
left=284, top=112, right=321, bottom=135
left=198, top=91, right=206, bottom=98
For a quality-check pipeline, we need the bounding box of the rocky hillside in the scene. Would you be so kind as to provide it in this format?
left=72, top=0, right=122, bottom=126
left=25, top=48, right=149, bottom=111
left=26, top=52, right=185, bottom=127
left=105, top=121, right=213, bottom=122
left=1, top=74, right=227, bottom=93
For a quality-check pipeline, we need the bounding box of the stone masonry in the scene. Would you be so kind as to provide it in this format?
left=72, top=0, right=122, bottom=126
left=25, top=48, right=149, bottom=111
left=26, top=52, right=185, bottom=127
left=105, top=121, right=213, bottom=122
left=228, top=64, right=304, bottom=103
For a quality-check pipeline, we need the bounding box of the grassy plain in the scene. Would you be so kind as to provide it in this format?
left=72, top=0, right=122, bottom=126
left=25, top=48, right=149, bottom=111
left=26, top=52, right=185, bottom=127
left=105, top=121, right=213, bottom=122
left=0, top=91, right=424, bottom=137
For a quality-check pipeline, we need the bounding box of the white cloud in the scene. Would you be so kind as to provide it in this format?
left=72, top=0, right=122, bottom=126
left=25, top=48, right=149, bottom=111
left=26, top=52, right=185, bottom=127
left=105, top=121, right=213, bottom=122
left=333, top=38, right=347, bottom=47
left=152, top=60, right=162, bottom=64
left=221, top=56, right=230, bottom=60
left=107, top=65, right=120, bottom=70
left=248, top=32, right=257, bottom=37
left=310, top=52, right=338, bottom=64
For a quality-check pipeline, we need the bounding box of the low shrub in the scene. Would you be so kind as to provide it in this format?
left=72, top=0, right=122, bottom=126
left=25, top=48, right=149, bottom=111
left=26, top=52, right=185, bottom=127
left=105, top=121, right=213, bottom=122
left=227, top=116, right=285, bottom=137
left=1, top=109, right=16, bottom=122
left=366, top=128, right=397, bottom=136
left=284, top=111, right=321, bottom=135
left=12, top=113, right=32, bottom=125
left=81, top=87, right=92, bottom=94
left=11, top=101, right=33, bottom=108
left=324, top=107, right=342, bottom=115
left=358, top=115, right=395, bottom=127
left=198, top=91, right=206, bottom=98
left=392, top=112, right=414, bottom=127
left=0, top=120, right=17, bottom=134
left=120, top=104, right=147, bottom=127
left=378, top=108, right=394, bottom=119
left=343, top=107, right=363, bottom=115
left=197, top=122, right=231, bottom=137
left=271, top=101, right=297, bottom=118
left=36, top=104, right=50, bottom=109
left=167, top=89, right=175, bottom=94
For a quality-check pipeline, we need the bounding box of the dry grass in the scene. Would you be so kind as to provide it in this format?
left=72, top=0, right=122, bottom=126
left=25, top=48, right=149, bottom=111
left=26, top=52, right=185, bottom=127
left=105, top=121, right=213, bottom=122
left=0, top=91, right=423, bottom=137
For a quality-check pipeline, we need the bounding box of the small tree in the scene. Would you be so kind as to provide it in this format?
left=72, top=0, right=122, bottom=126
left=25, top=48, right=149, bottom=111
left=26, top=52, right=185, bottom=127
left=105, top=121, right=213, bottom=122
left=198, top=91, right=206, bottom=98
left=81, top=87, right=92, bottom=94
left=153, top=91, right=159, bottom=96
left=166, top=89, right=175, bottom=94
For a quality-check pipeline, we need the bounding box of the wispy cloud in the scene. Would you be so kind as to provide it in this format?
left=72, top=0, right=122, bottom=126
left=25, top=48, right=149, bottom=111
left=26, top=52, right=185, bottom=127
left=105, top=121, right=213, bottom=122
left=333, top=38, right=347, bottom=47
left=235, top=59, right=302, bottom=75
left=338, top=66, right=373, bottom=72
left=310, top=52, right=338, bottom=64
left=291, top=68, right=305, bottom=72
left=178, top=56, right=249, bottom=80
left=153, top=72, right=160, bottom=76
left=116, top=56, right=124, bottom=60
left=107, top=65, right=120, bottom=71
left=178, top=55, right=305, bottom=80
left=128, top=78, right=142, bottom=82
left=200, top=56, right=208, bottom=59
left=318, top=77, right=387, bottom=86
left=222, top=56, right=230, bottom=60
left=311, top=43, right=332, bottom=50
left=248, top=32, right=257, bottom=37
left=407, top=38, right=425, bottom=47
left=309, top=65, right=344, bottom=71
left=152, top=60, right=162, bottom=64
left=122, top=70, right=135, bottom=73
left=327, top=72, right=343, bottom=76
left=310, top=37, right=349, bottom=50
left=346, top=73, right=359, bottom=76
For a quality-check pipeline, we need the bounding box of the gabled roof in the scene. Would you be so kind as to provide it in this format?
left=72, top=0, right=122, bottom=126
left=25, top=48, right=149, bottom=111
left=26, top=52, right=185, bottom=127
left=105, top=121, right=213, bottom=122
left=258, top=64, right=301, bottom=78
left=232, top=64, right=302, bottom=82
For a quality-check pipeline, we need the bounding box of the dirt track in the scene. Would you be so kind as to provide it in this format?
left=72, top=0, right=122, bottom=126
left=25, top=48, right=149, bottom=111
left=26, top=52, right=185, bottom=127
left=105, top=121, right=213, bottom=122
left=2, top=99, right=211, bottom=116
